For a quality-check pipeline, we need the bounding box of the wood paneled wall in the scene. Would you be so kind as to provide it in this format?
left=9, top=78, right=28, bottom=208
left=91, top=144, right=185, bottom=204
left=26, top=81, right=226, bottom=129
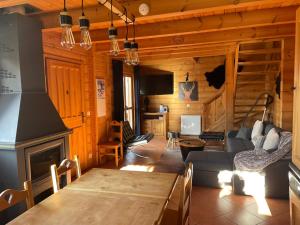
left=140, top=56, right=225, bottom=132
left=92, top=51, right=113, bottom=148
left=273, top=37, right=295, bottom=131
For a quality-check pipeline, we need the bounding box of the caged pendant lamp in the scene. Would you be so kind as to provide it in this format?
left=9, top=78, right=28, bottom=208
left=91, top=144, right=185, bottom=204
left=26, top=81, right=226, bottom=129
left=79, top=0, right=92, bottom=50
left=60, top=0, right=75, bottom=49
left=108, top=0, right=120, bottom=56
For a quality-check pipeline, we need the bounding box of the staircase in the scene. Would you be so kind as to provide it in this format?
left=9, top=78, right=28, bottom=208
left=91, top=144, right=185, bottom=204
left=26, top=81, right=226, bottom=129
left=233, top=40, right=282, bottom=128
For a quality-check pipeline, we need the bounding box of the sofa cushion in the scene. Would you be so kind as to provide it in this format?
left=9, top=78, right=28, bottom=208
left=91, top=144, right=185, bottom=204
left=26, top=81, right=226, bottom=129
left=185, top=151, right=234, bottom=171
left=226, top=137, right=254, bottom=153
left=236, top=127, right=252, bottom=140
left=251, top=120, right=263, bottom=140
left=252, top=135, right=266, bottom=149
left=263, top=128, right=280, bottom=151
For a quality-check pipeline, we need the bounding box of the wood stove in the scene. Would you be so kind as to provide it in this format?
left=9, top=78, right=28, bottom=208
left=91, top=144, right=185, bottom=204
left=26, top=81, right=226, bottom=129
left=0, top=14, right=70, bottom=224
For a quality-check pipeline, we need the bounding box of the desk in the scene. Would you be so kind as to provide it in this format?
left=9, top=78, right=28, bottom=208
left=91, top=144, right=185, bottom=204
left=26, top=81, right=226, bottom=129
left=65, top=168, right=178, bottom=199
left=8, top=169, right=178, bottom=225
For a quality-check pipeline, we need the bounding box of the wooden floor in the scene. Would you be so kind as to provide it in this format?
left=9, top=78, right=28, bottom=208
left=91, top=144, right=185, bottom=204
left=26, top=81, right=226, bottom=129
left=100, top=137, right=290, bottom=225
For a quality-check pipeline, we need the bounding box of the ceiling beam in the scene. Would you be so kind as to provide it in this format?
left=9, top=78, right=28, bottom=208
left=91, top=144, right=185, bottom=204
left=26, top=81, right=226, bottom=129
left=97, top=0, right=134, bottom=23
left=72, top=6, right=296, bottom=42
left=33, top=0, right=300, bottom=30
left=93, top=23, right=295, bottom=52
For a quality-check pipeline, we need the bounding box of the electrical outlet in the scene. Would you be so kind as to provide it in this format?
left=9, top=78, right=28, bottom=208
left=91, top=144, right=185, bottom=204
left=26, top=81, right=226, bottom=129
left=88, top=153, right=93, bottom=159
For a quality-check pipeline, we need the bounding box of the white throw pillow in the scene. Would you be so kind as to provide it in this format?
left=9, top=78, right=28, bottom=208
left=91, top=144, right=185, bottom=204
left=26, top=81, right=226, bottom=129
left=252, top=135, right=266, bottom=149
left=251, top=120, right=263, bottom=140
left=263, top=128, right=280, bottom=151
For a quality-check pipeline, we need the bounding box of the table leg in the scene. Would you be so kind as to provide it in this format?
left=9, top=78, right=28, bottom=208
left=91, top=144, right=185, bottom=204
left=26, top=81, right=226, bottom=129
left=115, top=147, right=119, bottom=167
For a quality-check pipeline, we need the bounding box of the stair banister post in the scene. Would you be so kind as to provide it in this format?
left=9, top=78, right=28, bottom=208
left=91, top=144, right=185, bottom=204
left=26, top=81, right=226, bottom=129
left=225, top=48, right=235, bottom=132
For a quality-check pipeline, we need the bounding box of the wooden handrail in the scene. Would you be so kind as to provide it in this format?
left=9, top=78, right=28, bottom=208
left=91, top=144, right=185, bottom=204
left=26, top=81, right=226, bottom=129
left=202, top=86, right=225, bottom=105
left=202, top=86, right=226, bottom=131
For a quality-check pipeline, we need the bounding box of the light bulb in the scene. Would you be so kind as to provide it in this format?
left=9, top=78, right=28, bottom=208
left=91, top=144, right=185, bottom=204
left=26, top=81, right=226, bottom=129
left=60, top=11, right=75, bottom=49
left=124, top=40, right=131, bottom=65
left=80, top=28, right=92, bottom=50
left=79, top=16, right=92, bottom=50
left=130, top=41, right=139, bottom=65
left=108, top=26, right=120, bottom=56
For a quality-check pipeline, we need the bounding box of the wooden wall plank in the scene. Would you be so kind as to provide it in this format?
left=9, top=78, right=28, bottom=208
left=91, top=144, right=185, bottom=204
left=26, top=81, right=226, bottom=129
left=140, top=56, right=225, bottom=132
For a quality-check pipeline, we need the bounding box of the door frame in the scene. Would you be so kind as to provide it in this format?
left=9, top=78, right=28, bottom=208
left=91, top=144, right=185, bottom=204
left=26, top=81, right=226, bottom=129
left=123, top=72, right=135, bottom=130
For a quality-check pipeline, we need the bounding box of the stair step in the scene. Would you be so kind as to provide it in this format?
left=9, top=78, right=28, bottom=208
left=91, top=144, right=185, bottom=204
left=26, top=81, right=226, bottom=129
left=238, top=60, right=281, bottom=66
left=234, top=104, right=266, bottom=107
left=234, top=109, right=265, bottom=113
left=239, top=48, right=281, bottom=55
left=237, top=81, right=266, bottom=85
left=237, top=71, right=279, bottom=76
left=235, top=100, right=266, bottom=105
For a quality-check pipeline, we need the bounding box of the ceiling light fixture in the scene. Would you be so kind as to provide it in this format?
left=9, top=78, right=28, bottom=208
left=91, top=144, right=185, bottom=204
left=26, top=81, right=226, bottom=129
left=79, top=0, right=92, bottom=50
left=59, top=0, right=75, bottom=49
left=124, top=8, right=131, bottom=65
left=108, top=0, right=120, bottom=56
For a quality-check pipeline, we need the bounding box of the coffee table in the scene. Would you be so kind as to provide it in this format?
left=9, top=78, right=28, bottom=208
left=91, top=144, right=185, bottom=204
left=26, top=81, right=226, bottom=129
left=179, top=139, right=206, bottom=161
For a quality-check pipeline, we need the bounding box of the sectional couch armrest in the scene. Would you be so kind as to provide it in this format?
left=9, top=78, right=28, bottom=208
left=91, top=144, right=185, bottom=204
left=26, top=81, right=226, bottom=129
left=227, top=130, right=238, bottom=138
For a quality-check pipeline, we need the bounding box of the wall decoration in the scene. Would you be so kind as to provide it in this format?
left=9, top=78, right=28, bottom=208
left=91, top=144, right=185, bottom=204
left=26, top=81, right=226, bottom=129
left=96, top=78, right=106, bottom=117
left=204, top=64, right=225, bottom=89
left=179, top=81, right=198, bottom=102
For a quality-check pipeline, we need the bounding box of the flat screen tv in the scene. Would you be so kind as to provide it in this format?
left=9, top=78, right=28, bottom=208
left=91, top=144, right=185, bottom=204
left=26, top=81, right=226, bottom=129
left=140, top=73, right=174, bottom=95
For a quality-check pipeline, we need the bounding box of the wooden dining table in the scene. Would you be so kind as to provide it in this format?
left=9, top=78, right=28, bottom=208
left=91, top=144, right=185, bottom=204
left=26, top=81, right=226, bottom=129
left=8, top=168, right=179, bottom=225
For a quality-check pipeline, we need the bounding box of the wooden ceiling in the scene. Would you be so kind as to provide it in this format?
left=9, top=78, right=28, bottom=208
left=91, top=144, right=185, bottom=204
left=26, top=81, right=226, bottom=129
left=0, top=0, right=298, bottom=27
left=3, top=0, right=299, bottom=58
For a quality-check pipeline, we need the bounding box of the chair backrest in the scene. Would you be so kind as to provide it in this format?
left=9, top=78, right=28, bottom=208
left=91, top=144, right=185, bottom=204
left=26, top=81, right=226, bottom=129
left=107, top=120, right=123, bottom=143
left=0, top=181, right=34, bottom=212
left=123, top=120, right=135, bottom=145
left=178, top=162, right=193, bottom=225
left=50, top=155, right=81, bottom=193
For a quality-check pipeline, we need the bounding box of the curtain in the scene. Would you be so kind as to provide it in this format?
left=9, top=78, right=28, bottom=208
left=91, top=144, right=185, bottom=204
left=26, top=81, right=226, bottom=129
left=112, top=60, right=124, bottom=121
left=134, top=66, right=141, bottom=135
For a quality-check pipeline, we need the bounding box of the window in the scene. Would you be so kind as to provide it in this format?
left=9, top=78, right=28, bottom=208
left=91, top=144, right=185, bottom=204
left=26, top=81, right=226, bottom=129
left=123, top=75, right=134, bottom=128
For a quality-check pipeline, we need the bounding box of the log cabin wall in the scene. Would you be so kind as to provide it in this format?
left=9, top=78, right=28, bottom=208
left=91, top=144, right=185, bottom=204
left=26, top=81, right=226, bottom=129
left=140, top=56, right=225, bottom=132
left=92, top=51, right=113, bottom=154
left=43, top=32, right=97, bottom=170
left=273, top=37, right=295, bottom=131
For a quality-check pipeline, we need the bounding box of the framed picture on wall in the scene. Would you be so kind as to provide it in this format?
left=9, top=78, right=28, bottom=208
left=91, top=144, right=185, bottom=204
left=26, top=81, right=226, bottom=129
left=178, top=81, right=199, bottom=102
left=96, top=78, right=106, bottom=117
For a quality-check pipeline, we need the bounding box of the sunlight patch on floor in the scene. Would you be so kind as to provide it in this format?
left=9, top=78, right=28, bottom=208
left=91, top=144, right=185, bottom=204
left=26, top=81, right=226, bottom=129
left=218, top=170, right=233, bottom=198
left=236, top=170, right=272, bottom=216
left=120, top=165, right=154, bottom=172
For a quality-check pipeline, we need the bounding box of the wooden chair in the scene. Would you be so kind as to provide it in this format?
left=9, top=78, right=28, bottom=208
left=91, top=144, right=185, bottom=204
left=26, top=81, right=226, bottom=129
left=98, top=120, right=124, bottom=167
left=50, top=155, right=81, bottom=193
left=178, top=162, right=193, bottom=225
left=160, top=163, right=193, bottom=225
left=0, top=181, right=34, bottom=212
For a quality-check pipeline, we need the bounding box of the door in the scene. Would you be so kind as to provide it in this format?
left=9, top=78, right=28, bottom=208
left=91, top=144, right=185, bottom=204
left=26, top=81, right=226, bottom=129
left=123, top=75, right=134, bottom=128
left=46, top=58, right=87, bottom=170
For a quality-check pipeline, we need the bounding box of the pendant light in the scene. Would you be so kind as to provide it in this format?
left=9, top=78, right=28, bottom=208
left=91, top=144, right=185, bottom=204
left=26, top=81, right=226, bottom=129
left=124, top=9, right=131, bottom=65
left=79, top=0, right=92, bottom=50
left=130, top=19, right=139, bottom=65
left=108, top=0, right=120, bottom=56
left=60, top=0, right=75, bottom=49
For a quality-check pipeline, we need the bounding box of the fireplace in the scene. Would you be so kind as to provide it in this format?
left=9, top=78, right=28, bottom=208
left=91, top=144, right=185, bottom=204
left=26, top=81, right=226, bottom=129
left=0, top=14, right=70, bottom=224
left=0, top=132, right=70, bottom=224
left=25, top=138, right=67, bottom=196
